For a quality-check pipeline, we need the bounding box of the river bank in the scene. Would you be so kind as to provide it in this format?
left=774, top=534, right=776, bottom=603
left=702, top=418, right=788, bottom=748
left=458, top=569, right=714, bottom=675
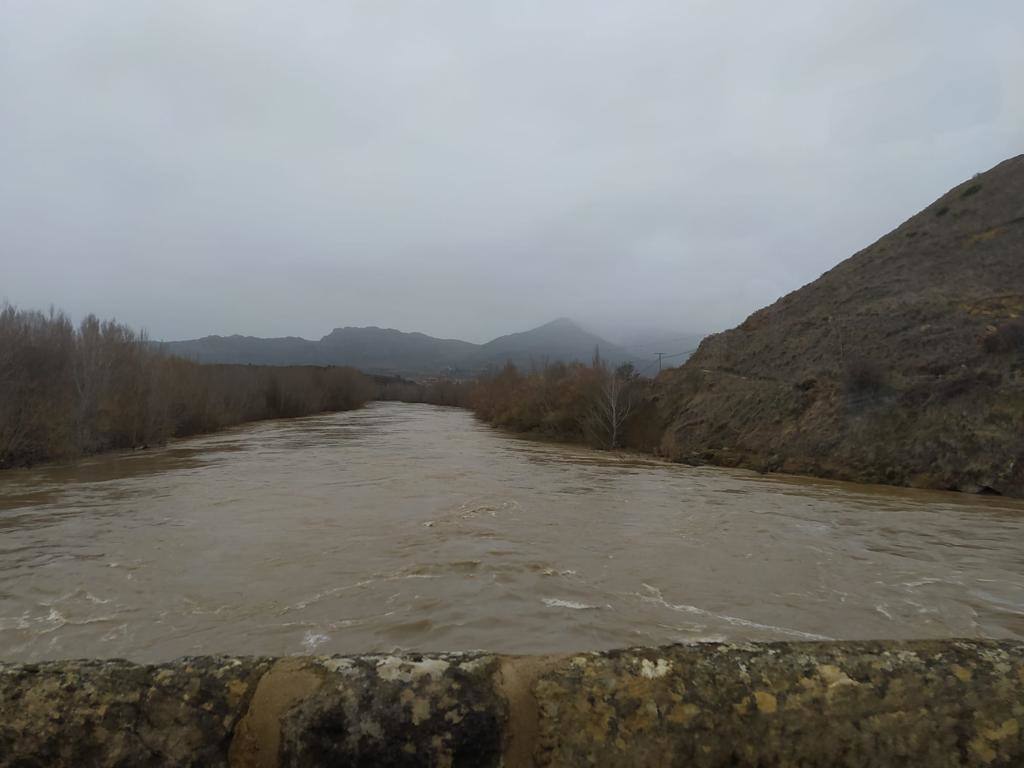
left=467, top=353, right=1024, bottom=499
left=0, top=305, right=377, bottom=470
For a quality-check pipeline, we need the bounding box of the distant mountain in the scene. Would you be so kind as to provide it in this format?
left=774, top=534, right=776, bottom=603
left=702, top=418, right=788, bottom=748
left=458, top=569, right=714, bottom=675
left=465, top=318, right=634, bottom=371
left=161, top=318, right=641, bottom=376
left=318, top=326, right=477, bottom=373
left=159, top=335, right=322, bottom=365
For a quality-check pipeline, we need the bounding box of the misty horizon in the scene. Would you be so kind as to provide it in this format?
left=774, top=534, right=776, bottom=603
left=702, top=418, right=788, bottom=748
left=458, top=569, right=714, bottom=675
left=157, top=315, right=706, bottom=349
left=2, top=2, right=1022, bottom=343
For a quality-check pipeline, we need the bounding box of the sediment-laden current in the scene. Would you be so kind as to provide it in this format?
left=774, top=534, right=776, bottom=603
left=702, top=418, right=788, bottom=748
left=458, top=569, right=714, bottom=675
left=1, top=402, right=1022, bottom=662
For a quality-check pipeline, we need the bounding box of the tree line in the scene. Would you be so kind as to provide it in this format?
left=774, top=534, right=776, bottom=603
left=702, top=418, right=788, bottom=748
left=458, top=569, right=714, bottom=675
left=375, top=361, right=657, bottom=451
left=375, top=376, right=476, bottom=408
left=0, top=304, right=375, bottom=468
left=468, top=359, right=661, bottom=451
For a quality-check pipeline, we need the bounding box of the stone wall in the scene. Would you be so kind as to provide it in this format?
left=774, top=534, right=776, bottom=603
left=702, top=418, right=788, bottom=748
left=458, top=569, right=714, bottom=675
left=1, top=640, right=1021, bottom=766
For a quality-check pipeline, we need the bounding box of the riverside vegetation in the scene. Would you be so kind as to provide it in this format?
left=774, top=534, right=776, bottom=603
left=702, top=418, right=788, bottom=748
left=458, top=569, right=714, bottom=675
left=0, top=302, right=645, bottom=467
left=0, top=304, right=374, bottom=468
left=0, top=303, right=651, bottom=467
left=470, top=359, right=656, bottom=451
left=0, top=299, right=648, bottom=468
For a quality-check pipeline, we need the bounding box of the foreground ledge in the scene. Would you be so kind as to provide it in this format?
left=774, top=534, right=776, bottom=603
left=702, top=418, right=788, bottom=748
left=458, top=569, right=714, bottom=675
left=1, top=640, right=1022, bottom=767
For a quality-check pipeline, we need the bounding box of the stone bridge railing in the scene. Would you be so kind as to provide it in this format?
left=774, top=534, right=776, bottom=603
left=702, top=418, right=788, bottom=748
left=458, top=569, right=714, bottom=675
left=1, top=640, right=1021, bottom=766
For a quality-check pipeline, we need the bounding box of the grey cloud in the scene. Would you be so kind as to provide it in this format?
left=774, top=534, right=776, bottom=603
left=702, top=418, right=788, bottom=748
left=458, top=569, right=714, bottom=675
left=2, top=0, right=1022, bottom=343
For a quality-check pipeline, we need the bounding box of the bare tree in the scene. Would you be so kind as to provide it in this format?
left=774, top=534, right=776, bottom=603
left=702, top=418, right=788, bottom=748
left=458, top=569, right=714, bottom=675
left=585, top=365, right=636, bottom=450
left=72, top=314, right=110, bottom=452
left=0, top=303, right=377, bottom=467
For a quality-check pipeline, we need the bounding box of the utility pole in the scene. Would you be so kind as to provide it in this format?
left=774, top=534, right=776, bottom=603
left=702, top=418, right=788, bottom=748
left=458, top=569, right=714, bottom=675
left=656, top=352, right=664, bottom=372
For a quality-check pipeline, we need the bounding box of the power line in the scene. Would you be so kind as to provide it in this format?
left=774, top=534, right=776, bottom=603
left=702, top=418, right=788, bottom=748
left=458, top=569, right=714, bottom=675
left=626, top=334, right=705, bottom=350
left=635, top=358, right=660, bottom=376
left=662, top=349, right=695, bottom=360
left=633, top=348, right=697, bottom=378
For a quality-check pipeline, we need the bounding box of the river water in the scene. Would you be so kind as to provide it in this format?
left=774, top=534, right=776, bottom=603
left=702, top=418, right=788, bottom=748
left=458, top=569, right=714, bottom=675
left=1, top=402, right=1022, bottom=662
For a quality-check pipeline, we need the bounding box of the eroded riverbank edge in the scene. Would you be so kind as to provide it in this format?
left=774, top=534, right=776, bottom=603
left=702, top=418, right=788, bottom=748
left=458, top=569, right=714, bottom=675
left=487, top=416, right=1024, bottom=506
left=2, top=640, right=1021, bottom=766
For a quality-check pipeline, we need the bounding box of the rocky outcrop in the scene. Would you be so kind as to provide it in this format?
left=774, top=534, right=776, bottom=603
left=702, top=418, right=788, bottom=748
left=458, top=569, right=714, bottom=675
left=656, top=155, right=1024, bottom=496
left=1, top=640, right=1022, bottom=766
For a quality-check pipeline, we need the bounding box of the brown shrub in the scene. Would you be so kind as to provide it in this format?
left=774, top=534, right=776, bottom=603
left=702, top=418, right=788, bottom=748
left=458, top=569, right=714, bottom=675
left=981, top=320, right=1024, bottom=354
left=469, top=361, right=654, bottom=449
left=0, top=304, right=374, bottom=468
left=842, top=357, right=887, bottom=398
left=376, top=377, right=476, bottom=407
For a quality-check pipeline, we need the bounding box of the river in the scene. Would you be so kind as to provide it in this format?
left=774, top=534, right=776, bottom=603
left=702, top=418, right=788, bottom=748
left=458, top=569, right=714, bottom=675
left=1, top=402, right=1022, bottom=662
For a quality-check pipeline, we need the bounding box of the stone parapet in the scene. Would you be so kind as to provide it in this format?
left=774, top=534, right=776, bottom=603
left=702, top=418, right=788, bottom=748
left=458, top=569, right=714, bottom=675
left=1, top=640, right=1021, bottom=766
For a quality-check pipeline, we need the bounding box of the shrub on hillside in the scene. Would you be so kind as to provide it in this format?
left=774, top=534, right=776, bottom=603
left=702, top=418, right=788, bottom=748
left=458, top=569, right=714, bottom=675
left=982, top=320, right=1024, bottom=354
left=842, top=357, right=887, bottom=401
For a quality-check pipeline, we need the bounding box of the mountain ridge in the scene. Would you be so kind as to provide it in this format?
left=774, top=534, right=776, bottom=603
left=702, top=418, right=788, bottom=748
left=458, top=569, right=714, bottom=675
left=162, top=318, right=663, bottom=376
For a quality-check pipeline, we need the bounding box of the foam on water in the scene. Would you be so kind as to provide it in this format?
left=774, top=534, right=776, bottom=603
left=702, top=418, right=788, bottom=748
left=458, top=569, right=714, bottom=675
left=639, top=584, right=833, bottom=641
left=542, top=598, right=603, bottom=610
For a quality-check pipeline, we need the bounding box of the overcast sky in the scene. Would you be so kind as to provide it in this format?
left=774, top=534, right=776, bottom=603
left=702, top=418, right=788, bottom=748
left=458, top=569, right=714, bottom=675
left=1, top=1, right=1021, bottom=343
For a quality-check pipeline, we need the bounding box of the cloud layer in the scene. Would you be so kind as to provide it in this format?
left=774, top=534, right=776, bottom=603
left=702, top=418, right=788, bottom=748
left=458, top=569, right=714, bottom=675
left=2, top=1, right=1021, bottom=342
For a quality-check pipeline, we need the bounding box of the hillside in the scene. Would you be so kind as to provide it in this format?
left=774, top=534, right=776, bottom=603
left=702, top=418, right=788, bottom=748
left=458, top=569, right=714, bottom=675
left=159, top=335, right=323, bottom=366
left=655, top=155, right=1024, bottom=496
left=163, top=319, right=639, bottom=376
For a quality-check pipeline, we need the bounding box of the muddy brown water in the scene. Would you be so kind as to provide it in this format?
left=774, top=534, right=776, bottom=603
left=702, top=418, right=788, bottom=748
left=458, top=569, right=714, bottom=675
left=1, top=402, right=1022, bottom=662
